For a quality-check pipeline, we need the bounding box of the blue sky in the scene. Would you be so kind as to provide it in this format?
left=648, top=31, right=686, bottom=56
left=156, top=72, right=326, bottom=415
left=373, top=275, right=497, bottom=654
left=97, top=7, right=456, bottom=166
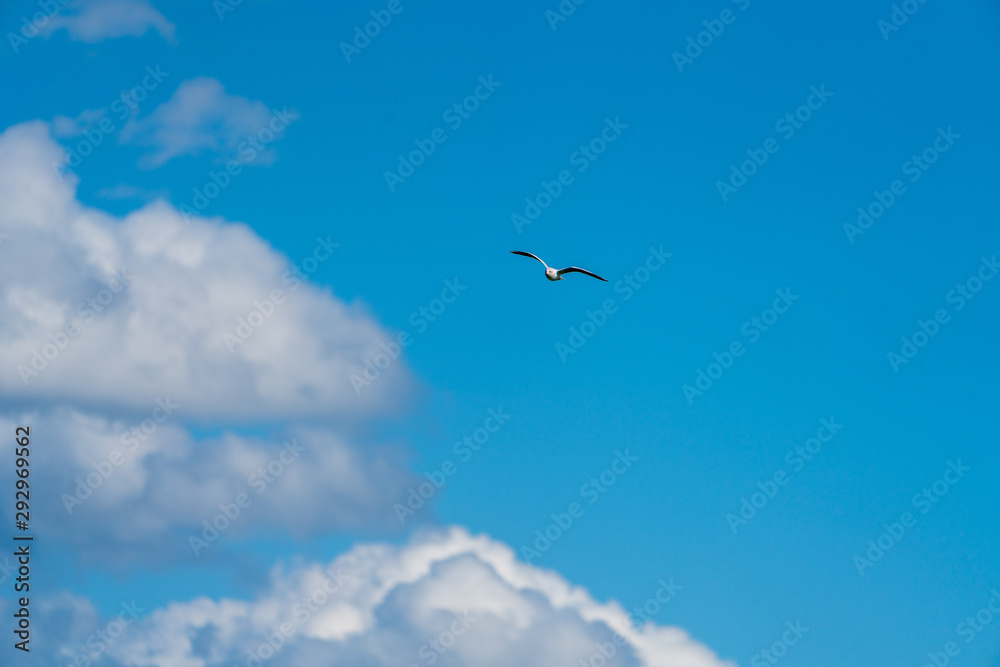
left=1, top=0, right=999, bottom=665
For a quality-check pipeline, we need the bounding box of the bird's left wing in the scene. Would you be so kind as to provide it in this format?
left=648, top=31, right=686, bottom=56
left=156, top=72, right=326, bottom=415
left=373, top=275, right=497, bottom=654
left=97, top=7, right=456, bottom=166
left=556, top=267, right=608, bottom=282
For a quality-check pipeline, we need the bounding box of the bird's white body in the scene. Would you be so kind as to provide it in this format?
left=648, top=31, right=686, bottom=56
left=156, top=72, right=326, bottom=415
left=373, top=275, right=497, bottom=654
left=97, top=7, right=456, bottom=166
left=545, top=268, right=560, bottom=281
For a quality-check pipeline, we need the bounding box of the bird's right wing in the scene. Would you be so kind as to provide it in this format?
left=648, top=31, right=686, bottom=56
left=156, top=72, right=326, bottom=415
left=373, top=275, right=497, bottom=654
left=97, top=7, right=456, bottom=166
left=510, top=251, right=548, bottom=269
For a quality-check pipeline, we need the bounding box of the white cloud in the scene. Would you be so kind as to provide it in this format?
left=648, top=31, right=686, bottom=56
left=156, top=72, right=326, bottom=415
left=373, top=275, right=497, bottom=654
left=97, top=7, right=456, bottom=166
left=44, top=0, right=175, bottom=43
left=0, top=119, right=420, bottom=563
left=0, top=409, right=417, bottom=564
left=26, top=528, right=734, bottom=667
left=0, top=121, right=410, bottom=421
left=121, top=77, right=289, bottom=168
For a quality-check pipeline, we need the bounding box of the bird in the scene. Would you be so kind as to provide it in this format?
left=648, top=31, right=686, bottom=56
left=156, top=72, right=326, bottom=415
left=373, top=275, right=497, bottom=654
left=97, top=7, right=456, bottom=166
left=510, top=251, right=607, bottom=282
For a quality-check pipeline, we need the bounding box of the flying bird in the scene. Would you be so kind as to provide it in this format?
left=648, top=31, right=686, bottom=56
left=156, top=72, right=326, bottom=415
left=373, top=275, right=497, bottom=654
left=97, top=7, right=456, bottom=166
left=510, top=251, right=607, bottom=282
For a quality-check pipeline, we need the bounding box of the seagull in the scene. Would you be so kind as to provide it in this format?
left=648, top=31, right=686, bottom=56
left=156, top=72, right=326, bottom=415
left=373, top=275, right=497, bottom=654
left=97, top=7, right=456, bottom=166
left=510, top=251, right=607, bottom=282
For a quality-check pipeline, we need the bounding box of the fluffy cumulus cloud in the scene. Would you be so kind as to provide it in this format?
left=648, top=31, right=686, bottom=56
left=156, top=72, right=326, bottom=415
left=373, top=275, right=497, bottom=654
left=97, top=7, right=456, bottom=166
left=0, top=121, right=409, bottom=420
left=0, top=119, right=417, bottom=563
left=121, top=77, right=290, bottom=168
left=17, top=528, right=733, bottom=667
left=43, top=0, right=175, bottom=43
left=0, top=409, right=415, bottom=564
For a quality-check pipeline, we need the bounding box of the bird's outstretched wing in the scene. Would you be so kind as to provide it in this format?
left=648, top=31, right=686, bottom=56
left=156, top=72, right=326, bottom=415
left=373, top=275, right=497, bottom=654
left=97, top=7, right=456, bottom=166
left=556, top=267, right=608, bottom=282
left=510, top=251, right=549, bottom=269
